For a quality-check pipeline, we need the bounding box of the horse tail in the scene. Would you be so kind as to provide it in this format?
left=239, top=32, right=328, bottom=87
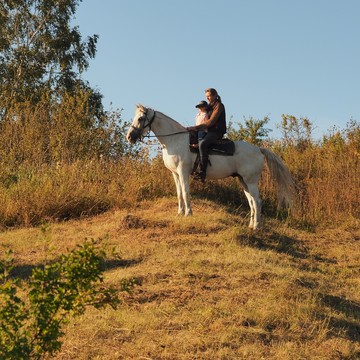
left=260, top=148, right=295, bottom=209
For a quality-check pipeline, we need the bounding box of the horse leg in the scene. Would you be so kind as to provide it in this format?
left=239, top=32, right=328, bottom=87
left=178, top=170, right=192, bottom=216
left=243, top=190, right=255, bottom=229
left=237, top=176, right=256, bottom=229
left=238, top=172, right=262, bottom=229
left=172, top=172, right=185, bottom=215
left=244, top=183, right=262, bottom=230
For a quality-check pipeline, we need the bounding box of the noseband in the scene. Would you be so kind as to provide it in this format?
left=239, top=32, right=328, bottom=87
left=130, top=109, right=156, bottom=142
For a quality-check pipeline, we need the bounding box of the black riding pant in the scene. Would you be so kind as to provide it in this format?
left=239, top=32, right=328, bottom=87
left=198, top=131, right=223, bottom=159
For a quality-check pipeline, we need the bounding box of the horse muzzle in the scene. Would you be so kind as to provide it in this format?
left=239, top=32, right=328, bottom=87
left=126, top=129, right=139, bottom=144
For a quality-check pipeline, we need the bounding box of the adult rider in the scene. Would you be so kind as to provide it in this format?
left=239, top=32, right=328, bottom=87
left=187, top=88, right=226, bottom=182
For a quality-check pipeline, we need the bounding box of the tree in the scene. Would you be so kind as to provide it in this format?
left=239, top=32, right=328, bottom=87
left=278, top=114, right=314, bottom=148
left=0, top=0, right=99, bottom=105
left=0, top=0, right=138, bottom=165
left=227, top=115, right=272, bottom=145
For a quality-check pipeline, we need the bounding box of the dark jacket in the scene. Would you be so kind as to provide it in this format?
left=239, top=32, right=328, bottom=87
left=195, top=99, right=226, bottom=135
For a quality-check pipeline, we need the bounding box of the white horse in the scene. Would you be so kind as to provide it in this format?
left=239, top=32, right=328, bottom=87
left=126, top=104, right=294, bottom=229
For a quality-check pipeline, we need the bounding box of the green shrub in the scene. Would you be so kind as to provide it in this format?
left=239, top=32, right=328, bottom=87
left=0, top=242, right=140, bottom=359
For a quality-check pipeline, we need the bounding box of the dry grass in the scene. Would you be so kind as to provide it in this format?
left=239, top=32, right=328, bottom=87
left=1, top=96, right=358, bottom=231
left=1, top=197, right=359, bottom=359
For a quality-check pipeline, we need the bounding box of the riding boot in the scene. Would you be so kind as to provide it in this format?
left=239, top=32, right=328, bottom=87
left=193, top=156, right=208, bottom=183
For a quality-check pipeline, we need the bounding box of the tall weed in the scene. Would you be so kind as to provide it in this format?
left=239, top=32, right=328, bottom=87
left=270, top=121, right=359, bottom=224
left=0, top=94, right=358, bottom=228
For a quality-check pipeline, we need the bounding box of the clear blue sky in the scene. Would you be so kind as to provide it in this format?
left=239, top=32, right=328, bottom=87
left=74, top=0, right=359, bottom=139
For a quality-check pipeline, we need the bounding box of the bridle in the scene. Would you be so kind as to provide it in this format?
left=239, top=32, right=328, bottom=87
left=129, top=108, right=156, bottom=142
left=130, top=108, right=189, bottom=142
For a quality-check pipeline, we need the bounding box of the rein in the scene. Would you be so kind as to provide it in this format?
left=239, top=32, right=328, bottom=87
left=145, top=130, right=189, bottom=138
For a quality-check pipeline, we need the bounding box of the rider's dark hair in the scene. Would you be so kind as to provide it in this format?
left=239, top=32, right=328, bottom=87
left=205, top=88, right=221, bottom=102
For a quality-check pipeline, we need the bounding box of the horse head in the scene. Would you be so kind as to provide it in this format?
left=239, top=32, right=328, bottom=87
left=126, top=104, right=155, bottom=144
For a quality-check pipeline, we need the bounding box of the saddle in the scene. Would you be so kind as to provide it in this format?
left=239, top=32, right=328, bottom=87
left=189, top=132, right=235, bottom=176
left=189, top=132, right=235, bottom=156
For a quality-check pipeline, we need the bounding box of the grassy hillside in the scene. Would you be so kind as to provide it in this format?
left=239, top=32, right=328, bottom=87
left=1, top=197, right=359, bottom=359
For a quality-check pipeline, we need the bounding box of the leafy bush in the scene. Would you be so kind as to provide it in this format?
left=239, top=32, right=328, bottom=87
left=0, top=242, right=140, bottom=359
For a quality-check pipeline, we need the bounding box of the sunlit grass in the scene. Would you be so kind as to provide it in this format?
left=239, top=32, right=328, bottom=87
left=1, top=198, right=358, bottom=359
left=0, top=100, right=359, bottom=358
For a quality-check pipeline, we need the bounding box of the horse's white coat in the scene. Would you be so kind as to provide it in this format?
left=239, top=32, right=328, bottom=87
left=127, top=105, right=294, bottom=229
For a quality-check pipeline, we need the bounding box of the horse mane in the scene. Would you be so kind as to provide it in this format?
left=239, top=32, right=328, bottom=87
left=137, top=104, right=185, bottom=131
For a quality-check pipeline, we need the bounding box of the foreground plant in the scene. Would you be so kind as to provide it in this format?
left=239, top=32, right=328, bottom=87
left=0, top=242, right=139, bottom=359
